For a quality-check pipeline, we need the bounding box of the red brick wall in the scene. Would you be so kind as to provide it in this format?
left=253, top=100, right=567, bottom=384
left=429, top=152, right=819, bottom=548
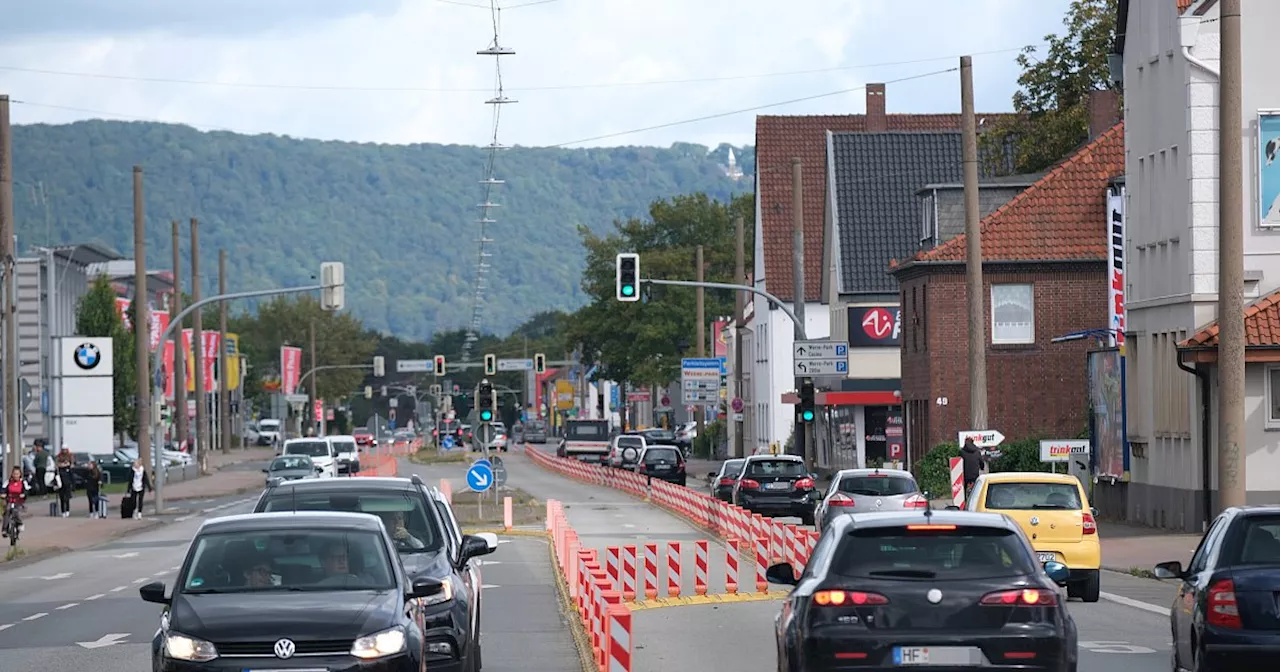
left=898, top=263, right=1107, bottom=454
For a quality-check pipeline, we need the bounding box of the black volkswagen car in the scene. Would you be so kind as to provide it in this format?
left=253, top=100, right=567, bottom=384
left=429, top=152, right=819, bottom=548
left=140, top=511, right=448, bottom=671
left=768, top=509, right=1076, bottom=671
left=732, top=455, right=819, bottom=525
left=253, top=475, right=496, bottom=671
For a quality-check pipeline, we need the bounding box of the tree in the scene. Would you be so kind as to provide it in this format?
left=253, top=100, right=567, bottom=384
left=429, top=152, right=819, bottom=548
left=979, top=0, right=1118, bottom=175
left=76, top=275, right=137, bottom=440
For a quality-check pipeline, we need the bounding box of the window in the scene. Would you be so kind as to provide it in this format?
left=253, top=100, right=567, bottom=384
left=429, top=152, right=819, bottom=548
left=1267, top=365, right=1280, bottom=428
left=283, top=440, right=330, bottom=458
left=262, top=491, right=443, bottom=553
left=180, top=529, right=396, bottom=593
left=984, top=482, right=1083, bottom=510
left=837, top=474, right=917, bottom=497
left=832, top=526, right=1034, bottom=580
left=990, top=284, right=1034, bottom=344
left=745, top=458, right=807, bottom=477
left=920, top=193, right=935, bottom=243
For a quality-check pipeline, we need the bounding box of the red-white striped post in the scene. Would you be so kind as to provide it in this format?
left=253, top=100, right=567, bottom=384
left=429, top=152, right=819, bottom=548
left=643, top=543, right=658, bottom=600
left=806, top=529, right=817, bottom=557
left=771, top=521, right=785, bottom=563
left=621, top=545, right=638, bottom=601
left=503, top=496, right=513, bottom=531
left=694, top=540, right=708, bottom=596
left=755, top=535, right=769, bottom=593
left=605, top=546, right=621, bottom=592
left=725, top=539, right=739, bottom=594
left=666, top=542, right=682, bottom=597
left=783, top=525, right=797, bottom=568
left=606, top=603, right=632, bottom=672
left=590, top=569, right=609, bottom=665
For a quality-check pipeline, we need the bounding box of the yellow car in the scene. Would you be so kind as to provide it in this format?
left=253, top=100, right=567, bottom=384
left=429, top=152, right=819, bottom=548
left=964, top=471, right=1101, bottom=602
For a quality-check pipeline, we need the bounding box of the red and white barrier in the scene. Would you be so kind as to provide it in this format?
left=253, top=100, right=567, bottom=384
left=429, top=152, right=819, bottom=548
left=621, top=545, right=637, bottom=601
left=606, top=546, right=621, bottom=592
left=643, top=543, right=658, bottom=600
left=666, top=542, right=681, bottom=598
left=755, top=536, right=769, bottom=593
left=950, top=456, right=965, bottom=506
left=725, top=539, right=739, bottom=594
left=607, top=603, right=632, bottom=672
left=546, top=499, right=633, bottom=672
left=694, top=540, right=708, bottom=596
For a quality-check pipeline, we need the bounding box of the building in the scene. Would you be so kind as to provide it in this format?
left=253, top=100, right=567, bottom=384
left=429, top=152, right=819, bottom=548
left=1114, top=0, right=1280, bottom=531
left=751, top=85, right=1014, bottom=454
left=890, top=121, right=1124, bottom=464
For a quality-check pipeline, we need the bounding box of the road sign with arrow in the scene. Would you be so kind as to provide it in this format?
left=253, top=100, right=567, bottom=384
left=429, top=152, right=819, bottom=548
left=958, top=430, right=1006, bottom=448
left=792, top=340, right=849, bottom=376
left=466, top=461, right=494, bottom=493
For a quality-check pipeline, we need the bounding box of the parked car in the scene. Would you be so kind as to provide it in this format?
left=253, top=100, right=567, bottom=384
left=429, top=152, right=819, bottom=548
left=814, top=468, right=927, bottom=530
left=353, top=428, right=376, bottom=451
left=706, top=458, right=745, bottom=502
left=636, top=445, right=686, bottom=486
left=674, top=421, right=697, bottom=451
left=255, top=418, right=282, bottom=446
left=523, top=419, right=548, bottom=444
left=732, top=454, right=818, bottom=525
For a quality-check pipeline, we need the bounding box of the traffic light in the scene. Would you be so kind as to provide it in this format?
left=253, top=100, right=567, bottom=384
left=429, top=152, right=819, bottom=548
left=534, top=353, right=546, bottom=374
left=364, top=386, right=373, bottom=399
left=484, top=354, right=497, bottom=376
left=799, top=379, right=815, bottom=423
left=373, top=356, right=385, bottom=377
left=615, top=253, right=639, bottom=302
left=433, top=355, right=446, bottom=376
left=320, top=262, right=345, bottom=311
left=477, top=379, right=495, bottom=423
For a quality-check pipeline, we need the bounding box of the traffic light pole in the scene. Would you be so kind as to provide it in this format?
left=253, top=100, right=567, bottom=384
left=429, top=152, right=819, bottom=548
left=642, top=278, right=808, bottom=340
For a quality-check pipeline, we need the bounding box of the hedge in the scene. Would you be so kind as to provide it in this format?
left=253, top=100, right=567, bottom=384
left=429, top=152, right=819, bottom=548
left=913, top=437, right=1056, bottom=500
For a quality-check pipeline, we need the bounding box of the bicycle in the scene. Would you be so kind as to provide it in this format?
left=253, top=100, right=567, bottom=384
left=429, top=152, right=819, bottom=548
left=2, top=502, right=22, bottom=547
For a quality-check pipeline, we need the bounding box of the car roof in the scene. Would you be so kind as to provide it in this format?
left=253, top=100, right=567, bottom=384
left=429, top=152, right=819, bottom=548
left=267, top=476, right=417, bottom=494
left=829, top=509, right=1016, bottom=534
left=745, top=454, right=804, bottom=462
left=982, top=472, right=1082, bottom=485
left=325, top=435, right=356, bottom=441
left=284, top=437, right=326, bottom=444
left=200, top=510, right=384, bottom=534
left=836, top=468, right=914, bottom=479
left=642, top=444, right=681, bottom=450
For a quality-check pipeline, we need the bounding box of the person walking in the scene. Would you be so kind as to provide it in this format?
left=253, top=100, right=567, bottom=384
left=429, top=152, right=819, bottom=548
left=54, top=447, right=74, bottom=517
left=84, top=459, right=103, bottom=518
left=960, top=438, right=987, bottom=502
left=21, top=448, right=35, bottom=489
left=127, top=460, right=150, bottom=520
left=33, top=440, right=49, bottom=496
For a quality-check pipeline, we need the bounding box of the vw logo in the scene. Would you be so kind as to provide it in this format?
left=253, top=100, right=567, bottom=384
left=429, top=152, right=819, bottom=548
left=74, top=343, right=101, bottom=370
left=273, top=639, right=296, bottom=659
left=1029, top=516, right=1040, bottom=526
left=926, top=588, right=943, bottom=604
left=874, top=498, right=883, bottom=509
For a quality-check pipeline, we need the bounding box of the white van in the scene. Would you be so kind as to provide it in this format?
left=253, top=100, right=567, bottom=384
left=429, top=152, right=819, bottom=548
left=326, top=435, right=361, bottom=475
left=281, top=438, right=336, bottom=478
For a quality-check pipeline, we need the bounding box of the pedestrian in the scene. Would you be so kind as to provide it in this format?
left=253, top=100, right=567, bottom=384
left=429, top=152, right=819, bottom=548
left=85, top=459, right=103, bottom=518
left=55, top=446, right=74, bottom=517
left=127, top=459, right=150, bottom=520
left=960, top=438, right=986, bottom=501
left=33, top=440, right=49, bottom=496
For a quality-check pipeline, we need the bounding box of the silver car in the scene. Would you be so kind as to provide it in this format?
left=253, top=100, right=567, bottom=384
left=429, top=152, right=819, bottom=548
left=815, top=468, right=927, bottom=530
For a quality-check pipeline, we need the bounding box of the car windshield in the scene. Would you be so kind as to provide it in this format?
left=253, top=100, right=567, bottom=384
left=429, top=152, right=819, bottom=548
left=261, top=491, right=442, bottom=554
left=745, top=459, right=807, bottom=478
left=643, top=448, right=681, bottom=464
left=259, top=421, right=280, bottom=430
left=567, top=422, right=609, bottom=440
left=834, top=526, right=1034, bottom=580
left=284, top=441, right=330, bottom=458
left=180, top=529, right=396, bottom=593
left=984, top=482, right=1082, bottom=510
left=719, top=460, right=745, bottom=477
left=1232, top=515, right=1280, bottom=564
left=643, top=430, right=675, bottom=442
left=529, top=421, right=547, bottom=431
left=270, top=456, right=312, bottom=471
left=331, top=440, right=358, bottom=454
left=839, top=474, right=918, bottom=496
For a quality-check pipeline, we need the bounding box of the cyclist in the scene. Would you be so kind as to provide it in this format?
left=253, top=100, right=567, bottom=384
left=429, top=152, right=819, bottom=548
left=3, top=466, right=28, bottom=538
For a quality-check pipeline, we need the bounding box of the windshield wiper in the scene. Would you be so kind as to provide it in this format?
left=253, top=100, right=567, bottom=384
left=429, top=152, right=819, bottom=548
left=866, top=569, right=938, bottom=578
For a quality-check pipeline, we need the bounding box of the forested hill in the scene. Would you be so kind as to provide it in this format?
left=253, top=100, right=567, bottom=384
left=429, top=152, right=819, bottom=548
left=9, top=120, right=755, bottom=339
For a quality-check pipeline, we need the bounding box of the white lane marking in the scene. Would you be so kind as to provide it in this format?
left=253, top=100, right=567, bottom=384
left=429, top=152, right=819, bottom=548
left=109, top=586, right=128, bottom=593
left=1099, top=591, right=1172, bottom=617
left=84, top=594, right=104, bottom=601
left=173, top=514, right=193, bottom=522
left=1079, top=641, right=1158, bottom=654
left=154, top=570, right=170, bottom=576
left=22, top=613, right=47, bottom=621
left=132, top=578, right=149, bottom=584
left=0, top=624, right=11, bottom=632
left=169, top=565, right=181, bottom=571
left=55, top=603, right=78, bottom=610
left=111, top=552, right=139, bottom=559
left=481, top=584, right=500, bottom=589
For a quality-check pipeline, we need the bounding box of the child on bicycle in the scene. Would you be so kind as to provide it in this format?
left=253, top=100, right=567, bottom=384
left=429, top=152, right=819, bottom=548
left=3, top=466, right=28, bottom=537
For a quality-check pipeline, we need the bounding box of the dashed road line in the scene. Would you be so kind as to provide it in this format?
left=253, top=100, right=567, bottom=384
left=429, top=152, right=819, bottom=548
left=21, top=613, right=47, bottom=621
left=55, top=603, right=78, bottom=610
left=0, top=624, right=12, bottom=632
left=132, top=578, right=149, bottom=584
left=84, top=593, right=104, bottom=601
left=153, top=570, right=170, bottom=576
left=109, top=585, right=128, bottom=593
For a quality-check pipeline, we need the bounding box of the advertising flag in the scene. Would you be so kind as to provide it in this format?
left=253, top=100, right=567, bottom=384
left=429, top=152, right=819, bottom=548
left=281, top=346, right=304, bottom=396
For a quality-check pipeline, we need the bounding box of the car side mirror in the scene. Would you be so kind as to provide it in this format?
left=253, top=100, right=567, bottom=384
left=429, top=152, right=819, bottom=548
left=765, top=562, right=799, bottom=586
left=407, top=578, right=445, bottom=600
left=1153, top=560, right=1185, bottom=580
left=139, top=581, right=169, bottom=604
left=1090, top=507, right=1098, bottom=517
left=707, top=472, right=718, bottom=480
left=261, top=468, right=268, bottom=473
left=459, top=534, right=495, bottom=565
left=1042, top=561, right=1070, bottom=585
left=475, top=532, right=499, bottom=551
left=316, top=466, right=324, bottom=473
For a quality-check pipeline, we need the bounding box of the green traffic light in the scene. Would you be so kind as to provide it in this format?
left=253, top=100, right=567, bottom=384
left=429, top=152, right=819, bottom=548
left=480, top=410, right=492, bottom=421
left=622, top=285, right=635, bottom=296
left=802, top=410, right=814, bottom=422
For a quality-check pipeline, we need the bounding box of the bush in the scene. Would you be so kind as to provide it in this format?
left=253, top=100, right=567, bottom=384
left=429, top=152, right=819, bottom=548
left=914, top=442, right=960, bottom=500
left=990, top=437, right=1055, bottom=474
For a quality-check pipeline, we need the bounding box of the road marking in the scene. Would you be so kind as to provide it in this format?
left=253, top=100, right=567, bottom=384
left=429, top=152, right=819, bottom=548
left=173, top=514, right=193, bottom=522
left=22, top=613, right=47, bottom=621
left=132, top=578, right=149, bottom=584
left=55, top=603, right=78, bottom=610
left=1079, top=641, right=1158, bottom=654
left=481, top=584, right=500, bottom=589
left=154, top=570, right=170, bottom=576
left=24, top=572, right=72, bottom=580
left=0, top=624, right=11, bottom=632
left=111, top=552, right=139, bottom=559
left=169, top=565, right=181, bottom=571
left=77, top=633, right=129, bottom=649
left=109, top=586, right=128, bottom=593
left=84, top=594, right=104, bottom=601
left=1099, top=591, right=1172, bottom=617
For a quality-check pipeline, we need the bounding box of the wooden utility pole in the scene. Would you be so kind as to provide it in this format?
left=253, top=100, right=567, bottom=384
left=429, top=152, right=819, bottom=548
left=310, top=319, right=319, bottom=436
left=218, top=249, right=230, bottom=452
left=191, top=218, right=208, bottom=465
left=695, top=244, right=705, bottom=452
left=1217, top=0, right=1245, bottom=510
left=0, top=95, right=16, bottom=475
left=791, top=157, right=808, bottom=463
left=960, top=56, right=988, bottom=430
left=133, top=167, right=152, bottom=475
left=171, top=221, right=188, bottom=452
left=733, top=215, right=746, bottom=458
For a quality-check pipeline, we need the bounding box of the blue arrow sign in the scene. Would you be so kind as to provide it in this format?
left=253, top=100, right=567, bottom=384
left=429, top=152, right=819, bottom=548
left=441, top=436, right=455, bottom=450
left=472, top=458, right=492, bottom=470
left=466, top=462, right=494, bottom=493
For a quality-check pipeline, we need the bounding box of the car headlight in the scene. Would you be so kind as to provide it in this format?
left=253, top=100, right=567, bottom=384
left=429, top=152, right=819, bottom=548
left=164, top=632, right=218, bottom=662
left=350, top=627, right=407, bottom=659
left=419, top=577, right=454, bottom=607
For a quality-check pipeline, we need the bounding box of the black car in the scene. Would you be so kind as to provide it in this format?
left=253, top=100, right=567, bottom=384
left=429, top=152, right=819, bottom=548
left=768, top=510, right=1077, bottom=672
left=636, top=445, right=686, bottom=486
left=707, top=458, right=745, bottom=502
left=733, top=455, right=819, bottom=526
left=1153, top=505, right=1280, bottom=671
left=139, top=511, right=450, bottom=672
left=253, top=475, right=495, bottom=671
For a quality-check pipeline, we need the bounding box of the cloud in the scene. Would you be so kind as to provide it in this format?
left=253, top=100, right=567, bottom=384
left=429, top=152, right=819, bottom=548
left=0, top=0, right=1074, bottom=148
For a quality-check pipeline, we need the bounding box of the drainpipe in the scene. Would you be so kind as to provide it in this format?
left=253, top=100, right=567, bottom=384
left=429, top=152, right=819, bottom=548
left=1177, top=356, right=1212, bottom=531
left=1180, top=16, right=1220, bottom=78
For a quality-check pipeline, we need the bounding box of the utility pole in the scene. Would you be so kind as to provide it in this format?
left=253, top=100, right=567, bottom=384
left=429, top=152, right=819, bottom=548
left=695, top=244, right=706, bottom=452
left=191, top=217, right=207, bottom=468
left=733, top=215, right=746, bottom=459
left=218, top=249, right=230, bottom=452
left=171, top=221, right=188, bottom=452
left=791, top=157, right=808, bottom=463
left=0, top=95, right=15, bottom=475
left=1217, top=0, right=1245, bottom=510
left=132, top=167, right=152, bottom=475
left=960, top=56, right=988, bottom=431
left=310, top=319, right=320, bottom=436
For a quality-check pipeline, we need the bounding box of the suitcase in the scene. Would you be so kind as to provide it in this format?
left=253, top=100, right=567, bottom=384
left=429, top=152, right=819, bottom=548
left=121, top=495, right=135, bottom=519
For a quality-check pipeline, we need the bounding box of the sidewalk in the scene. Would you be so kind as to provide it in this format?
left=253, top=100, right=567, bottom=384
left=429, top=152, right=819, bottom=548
left=1099, top=520, right=1202, bottom=573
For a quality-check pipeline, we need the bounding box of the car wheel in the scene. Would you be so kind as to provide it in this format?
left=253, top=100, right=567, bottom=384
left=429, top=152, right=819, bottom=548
left=1079, top=570, right=1101, bottom=603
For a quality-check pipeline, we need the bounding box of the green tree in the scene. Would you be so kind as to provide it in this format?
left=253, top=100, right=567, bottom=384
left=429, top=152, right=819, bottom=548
left=980, top=0, right=1118, bottom=175
left=76, top=275, right=137, bottom=439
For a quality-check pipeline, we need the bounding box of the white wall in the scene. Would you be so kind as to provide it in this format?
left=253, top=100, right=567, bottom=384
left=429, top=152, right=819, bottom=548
left=751, top=303, right=829, bottom=452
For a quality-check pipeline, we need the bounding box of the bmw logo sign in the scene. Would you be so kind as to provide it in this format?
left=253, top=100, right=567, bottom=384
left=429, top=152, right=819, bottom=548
left=74, top=343, right=101, bottom=371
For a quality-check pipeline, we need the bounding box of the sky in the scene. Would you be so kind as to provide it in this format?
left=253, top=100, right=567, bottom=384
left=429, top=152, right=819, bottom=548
left=0, top=0, right=1076, bottom=149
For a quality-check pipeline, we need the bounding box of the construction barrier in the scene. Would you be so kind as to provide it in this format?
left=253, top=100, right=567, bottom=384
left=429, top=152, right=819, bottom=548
left=547, top=499, right=633, bottom=672
left=353, top=454, right=398, bottom=477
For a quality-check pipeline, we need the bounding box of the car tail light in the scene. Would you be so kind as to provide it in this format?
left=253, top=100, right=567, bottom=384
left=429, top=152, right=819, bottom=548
left=904, top=495, right=928, bottom=508
left=637, top=463, right=647, bottom=473
left=813, top=590, right=888, bottom=606
left=739, top=479, right=760, bottom=489
left=676, top=463, right=685, bottom=473
left=718, top=478, right=736, bottom=486
left=1082, top=511, right=1097, bottom=535
left=828, top=493, right=856, bottom=507
left=795, top=477, right=815, bottom=489
left=980, top=589, right=1058, bottom=606
left=906, top=524, right=956, bottom=531
left=1206, top=579, right=1242, bottom=628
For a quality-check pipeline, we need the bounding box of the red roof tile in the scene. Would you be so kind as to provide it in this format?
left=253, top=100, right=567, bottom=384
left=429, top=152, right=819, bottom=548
left=901, top=122, right=1124, bottom=266
left=755, top=111, right=1015, bottom=302
left=1178, top=0, right=1194, bottom=12
left=1180, top=289, right=1280, bottom=348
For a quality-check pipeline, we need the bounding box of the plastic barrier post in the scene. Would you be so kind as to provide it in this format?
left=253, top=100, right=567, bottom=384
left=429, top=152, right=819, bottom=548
left=621, top=545, right=637, bottom=601
left=643, top=543, right=658, bottom=600
left=605, top=546, right=621, bottom=592
left=666, top=542, right=681, bottom=598
left=694, top=540, right=708, bottom=596
left=755, top=536, right=769, bottom=593
left=725, top=539, right=739, bottom=594
left=607, top=603, right=632, bottom=672
left=503, top=496, right=513, bottom=531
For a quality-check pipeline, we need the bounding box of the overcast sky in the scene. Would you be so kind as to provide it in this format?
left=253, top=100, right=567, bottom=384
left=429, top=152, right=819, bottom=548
left=0, top=0, right=1074, bottom=148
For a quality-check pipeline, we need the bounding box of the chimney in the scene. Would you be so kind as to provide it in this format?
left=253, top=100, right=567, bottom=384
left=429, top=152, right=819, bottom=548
left=1087, top=89, right=1121, bottom=140
left=866, top=83, right=886, bottom=132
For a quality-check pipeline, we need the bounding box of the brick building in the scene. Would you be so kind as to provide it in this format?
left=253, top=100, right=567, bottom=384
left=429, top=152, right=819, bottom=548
left=889, top=122, right=1124, bottom=460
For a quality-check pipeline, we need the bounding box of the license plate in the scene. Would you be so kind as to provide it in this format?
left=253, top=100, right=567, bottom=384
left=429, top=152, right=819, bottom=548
left=893, top=646, right=980, bottom=665
left=1037, top=552, right=1057, bottom=563
left=653, top=464, right=671, bottom=470
left=766, top=482, right=790, bottom=490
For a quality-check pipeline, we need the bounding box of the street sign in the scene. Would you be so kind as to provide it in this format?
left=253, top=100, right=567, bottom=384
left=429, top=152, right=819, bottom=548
left=494, top=462, right=508, bottom=487
left=467, top=461, right=494, bottom=492
left=396, top=360, right=431, bottom=373
left=731, top=397, right=744, bottom=413
left=20, top=378, right=32, bottom=409
left=958, top=430, right=1005, bottom=448
left=681, top=358, right=722, bottom=405
left=498, top=358, right=533, bottom=371
left=793, top=340, right=849, bottom=376
left=441, top=435, right=455, bottom=450
left=285, top=394, right=308, bottom=404
left=1039, top=439, right=1089, bottom=463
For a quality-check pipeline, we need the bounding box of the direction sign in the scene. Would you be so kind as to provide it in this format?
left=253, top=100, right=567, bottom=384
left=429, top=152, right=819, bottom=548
left=493, top=462, right=508, bottom=487
left=441, top=435, right=455, bottom=450
left=20, top=378, right=32, bottom=410
left=958, top=430, right=1005, bottom=448
left=498, top=358, right=533, bottom=371
left=681, top=358, right=722, bottom=405
left=397, top=359, right=431, bottom=373
left=1039, top=439, right=1089, bottom=463
left=793, top=340, right=849, bottom=377
left=466, top=461, right=494, bottom=492
left=794, top=359, right=848, bottom=375
left=285, top=394, right=308, bottom=404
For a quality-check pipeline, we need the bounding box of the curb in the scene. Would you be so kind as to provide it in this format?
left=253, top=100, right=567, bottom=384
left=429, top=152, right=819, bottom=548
left=627, top=591, right=788, bottom=611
